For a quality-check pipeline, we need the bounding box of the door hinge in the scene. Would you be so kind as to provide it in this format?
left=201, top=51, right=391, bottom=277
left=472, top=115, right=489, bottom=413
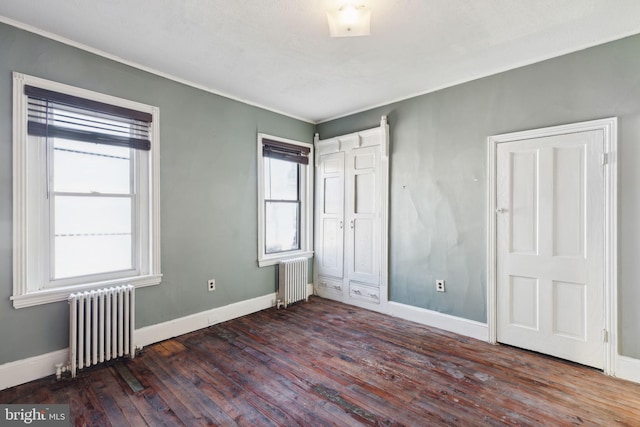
left=602, top=329, right=609, bottom=343
left=602, top=153, right=609, bottom=166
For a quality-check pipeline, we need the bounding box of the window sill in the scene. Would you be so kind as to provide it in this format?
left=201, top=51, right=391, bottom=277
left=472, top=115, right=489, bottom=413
left=258, top=251, right=313, bottom=268
left=10, top=274, right=163, bottom=309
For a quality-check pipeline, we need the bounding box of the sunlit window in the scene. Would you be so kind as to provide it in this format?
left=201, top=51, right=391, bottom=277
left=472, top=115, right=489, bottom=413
left=12, top=73, right=161, bottom=308
left=264, top=157, right=300, bottom=254
left=257, top=134, right=313, bottom=267
left=52, top=137, right=134, bottom=279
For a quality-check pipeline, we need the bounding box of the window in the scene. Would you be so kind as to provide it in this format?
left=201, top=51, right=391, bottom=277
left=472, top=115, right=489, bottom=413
left=257, top=134, right=313, bottom=267
left=12, top=73, right=161, bottom=308
left=264, top=157, right=301, bottom=253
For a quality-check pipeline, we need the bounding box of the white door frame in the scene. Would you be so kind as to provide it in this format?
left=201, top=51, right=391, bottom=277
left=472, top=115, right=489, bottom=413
left=487, top=117, right=618, bottom=375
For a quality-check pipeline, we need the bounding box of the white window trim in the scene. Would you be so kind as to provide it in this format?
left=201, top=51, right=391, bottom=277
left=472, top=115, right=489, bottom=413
left=257, top=133, right=313, bottom=267
left=11, top=72, right=162, bottom=309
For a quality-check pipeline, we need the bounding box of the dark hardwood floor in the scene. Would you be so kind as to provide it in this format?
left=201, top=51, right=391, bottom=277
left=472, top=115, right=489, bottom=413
left=2, top=296, right=640, bottom=426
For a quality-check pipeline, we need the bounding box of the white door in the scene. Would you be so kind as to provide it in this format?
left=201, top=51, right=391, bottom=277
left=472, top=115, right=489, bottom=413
left=316, top=151, right=345, bottom=280
left=346, top=145, right=380, bottom=287
left=496, top=129, right=605, bottom=368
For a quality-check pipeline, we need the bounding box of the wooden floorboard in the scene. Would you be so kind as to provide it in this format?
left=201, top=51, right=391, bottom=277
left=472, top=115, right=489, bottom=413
left=1, top=296, right=640, bottom=426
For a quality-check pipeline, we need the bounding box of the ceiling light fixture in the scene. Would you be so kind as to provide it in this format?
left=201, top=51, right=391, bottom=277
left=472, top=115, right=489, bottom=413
left=327, top=4, right=371, bottom=38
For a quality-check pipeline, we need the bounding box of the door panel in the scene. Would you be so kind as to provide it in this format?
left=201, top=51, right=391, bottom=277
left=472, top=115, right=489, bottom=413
left=510, top=151, right=538, bottom=254
left=354, top=152, right=375, bottom=169
left=347, top=146, right=379, bottom=286
left=355, top=174, right=375, bottom=213
left=353, top=218, right=374, bottom=275
left=553, top=146, right=585, bottom=257
left=509, top=276, right=538, bottom=330
left=316, top=151, right=344, bottom=280
left=321, top=218, right=341, bottom=269
left=497, top=130, right=604, bottom=369
left=553, top=280, right=586, bottom=339
left=323, top=176, right=342, bottom=214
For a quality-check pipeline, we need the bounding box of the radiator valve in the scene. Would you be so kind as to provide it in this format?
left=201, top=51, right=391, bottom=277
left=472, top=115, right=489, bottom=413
left=55, top=363, right=69, bottom=380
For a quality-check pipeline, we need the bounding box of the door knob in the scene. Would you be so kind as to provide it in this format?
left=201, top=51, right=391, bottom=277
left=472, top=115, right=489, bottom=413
left=496, top=208, right=509, bottom=214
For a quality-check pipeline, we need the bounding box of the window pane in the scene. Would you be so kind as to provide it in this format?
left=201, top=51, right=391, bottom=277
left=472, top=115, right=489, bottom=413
left=264, top=158, right=298, bottom=200
left=54, top=138, right=131, bottom=194
left=54, top=196, right=131, bottom=235
left=265, top=201, right=299, bottom=254
left=53, top=196, right=132, bottom=279
left=55, top=235, right=132, bottom=279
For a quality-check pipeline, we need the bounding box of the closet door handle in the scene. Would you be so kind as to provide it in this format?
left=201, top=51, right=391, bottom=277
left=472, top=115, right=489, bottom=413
left=339, top=220, right=343, bottom=229
left=349, top=220, right=354, bottom=229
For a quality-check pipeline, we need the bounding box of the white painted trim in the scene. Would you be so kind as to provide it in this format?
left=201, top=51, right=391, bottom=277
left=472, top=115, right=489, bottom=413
left=487, top=117, right=618, bottom=375
left=387, top=302, right=489, bottom=342
left=379, top=116, right=390, bottom=312
left=12, top=72, right=27, bottom=309
left=10, top=274, right=162, bottom=309
left=258, top=252, right=314, bottom=268
left=486, top=125, right=498, bottom=345
left=136, top=292, right=277, bottom=347
left=0, top=349, right=68, bottom=391
left=150, top=106, right=162, bottom=280
left=615, top=355, right=640, bottom=384
left=0, top=16, right=313, bottom=124
left=603, top=119, right=618, bottom=377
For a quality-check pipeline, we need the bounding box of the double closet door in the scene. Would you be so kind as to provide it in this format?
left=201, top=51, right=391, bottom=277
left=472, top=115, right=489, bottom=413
left=314, top=118, right=389, bottom=309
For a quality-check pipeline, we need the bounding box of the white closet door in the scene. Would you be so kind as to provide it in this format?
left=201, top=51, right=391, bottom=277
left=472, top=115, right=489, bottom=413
left=346, top=146, right=379, bottom=286
left=314, top=116, right=390, bottom=308
left=316, top=151, right=345, bottom=279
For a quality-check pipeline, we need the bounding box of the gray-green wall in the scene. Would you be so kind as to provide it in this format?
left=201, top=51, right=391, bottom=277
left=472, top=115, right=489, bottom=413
left=317, top=33, right=640, bottom=359
left=0, top=23, right=314, bottom=365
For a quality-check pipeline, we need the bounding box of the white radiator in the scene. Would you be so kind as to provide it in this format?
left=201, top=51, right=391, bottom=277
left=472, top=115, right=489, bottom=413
left=68, top=285, right=135, bottom=378
left=277, top=257, right=309, bottom=309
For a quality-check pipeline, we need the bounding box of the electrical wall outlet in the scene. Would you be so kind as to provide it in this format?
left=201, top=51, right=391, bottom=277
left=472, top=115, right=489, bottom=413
left=208, top=279, right=216, bottom=291
left=436, top=279, right=446, bottom=292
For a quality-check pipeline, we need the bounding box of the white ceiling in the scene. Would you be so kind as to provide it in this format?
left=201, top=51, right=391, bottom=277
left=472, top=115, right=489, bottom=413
left=1, top=0, right=640, bottom=123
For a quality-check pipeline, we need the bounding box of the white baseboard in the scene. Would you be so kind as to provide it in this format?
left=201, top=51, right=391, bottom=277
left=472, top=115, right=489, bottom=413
left=13, top=286, right=639, bottom=391
left=136, top=292, right=277, bottom=347
left=615, top=355, right=640, bottom=383
left=387, top=301, right=489, bottom=342
left=0, top=349, right=68, bottom=391
left=138, top=284, right=313, bottom=346
left=385, top=303, right=640, bottom=384
left=0, top=286, right=316, bottom=391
